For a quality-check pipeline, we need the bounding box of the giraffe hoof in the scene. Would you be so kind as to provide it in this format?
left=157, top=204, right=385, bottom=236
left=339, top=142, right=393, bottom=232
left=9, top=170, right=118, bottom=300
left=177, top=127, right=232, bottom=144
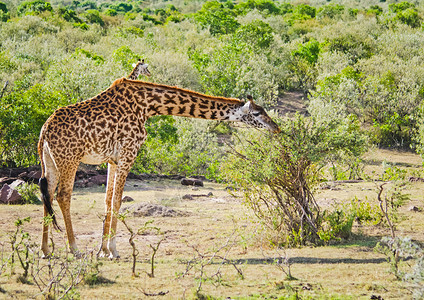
left=97, top=250, right=110, bottom=258
left=108, top=252, right=120, bottom=260
left=73, top=250, right=82, bottom=259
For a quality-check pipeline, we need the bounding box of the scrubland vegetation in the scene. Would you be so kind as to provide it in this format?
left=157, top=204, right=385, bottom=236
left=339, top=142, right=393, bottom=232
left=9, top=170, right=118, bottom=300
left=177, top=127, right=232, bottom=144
left=0, top=0, right=424, bottom=298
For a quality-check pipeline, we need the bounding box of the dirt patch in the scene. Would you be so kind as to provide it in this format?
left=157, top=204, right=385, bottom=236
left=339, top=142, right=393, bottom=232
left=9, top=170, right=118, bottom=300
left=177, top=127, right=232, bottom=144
left=121, top=202, right=188, bottom=217
left=275, top=91, right=308, bottom=116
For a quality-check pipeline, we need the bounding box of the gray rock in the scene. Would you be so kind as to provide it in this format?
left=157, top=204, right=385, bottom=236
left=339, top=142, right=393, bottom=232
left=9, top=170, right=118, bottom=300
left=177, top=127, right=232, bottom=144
left=0, top=184, right=23, bottom=205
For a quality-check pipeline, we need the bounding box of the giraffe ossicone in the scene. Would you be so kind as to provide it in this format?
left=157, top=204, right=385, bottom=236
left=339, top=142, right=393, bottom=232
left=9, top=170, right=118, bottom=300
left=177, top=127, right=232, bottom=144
left=128, top=58, right=150, bottom=80
left=38, top=78, right=280, bottom=259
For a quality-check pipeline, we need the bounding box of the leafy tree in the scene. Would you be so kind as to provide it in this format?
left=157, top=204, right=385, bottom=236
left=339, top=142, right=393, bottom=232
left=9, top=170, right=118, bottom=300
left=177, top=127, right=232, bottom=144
left=235, top=0, right=280, bottom=16
left=289, top=39, right=320, bottom=93
left=326, top=32, right=374, bottom=62
left=234, top=20, right=274, bottom=49
left=393, top=8, right=421, bottom=28
left=78, top=0, right=97, bottom=10
left=189, top=42, right=251, bottom=97
left=279, top=2, right=294, bottom=15
left=113, top=46, right=139, bottom=70
left=110, top=2, right=133, bottom=13
left=294, top=3, right=316, bottom=18
left=367, top=5, right=383, bottom=16
left=104, top=8, right=117, bottom=16
left=317, top=4, right=345, bottom=20
left=0, top=1, right=9, bottom=21
left=193, top=0, right=240, bottom=35
left=389, top=1, right=415, bottom=13
left=17, top=0, right=53, bottom=16
left=83, top=9, right=104, bottom=26
left=73, top=48, right=104, bottom=65
left=348, top=8, right=358, bottom=18
left=292, top=39, right=320, bottom=65
left=0, top=83, right=69, bottom=166
left=133, top=118, right=221, bottom=179
left=0, top=1, right=6, bottom=13
left=57, top=7, right=82, bottom=23
left=222, top=114, right=368, bottom=246
left=286, top=4, right=317, bottom=25
left=73, top=22, right=89, bottom=30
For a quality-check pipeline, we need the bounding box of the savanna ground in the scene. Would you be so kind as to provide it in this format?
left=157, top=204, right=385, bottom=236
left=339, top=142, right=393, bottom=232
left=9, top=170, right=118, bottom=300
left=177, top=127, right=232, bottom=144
left=0, top=148, right=422, bottom=299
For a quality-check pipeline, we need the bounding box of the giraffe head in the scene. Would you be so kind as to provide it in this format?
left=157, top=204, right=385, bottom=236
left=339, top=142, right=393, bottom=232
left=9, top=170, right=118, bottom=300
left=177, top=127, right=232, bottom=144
left=131, top=59, right=151, bottom=78
left=236, top=96, right=280, bottom=133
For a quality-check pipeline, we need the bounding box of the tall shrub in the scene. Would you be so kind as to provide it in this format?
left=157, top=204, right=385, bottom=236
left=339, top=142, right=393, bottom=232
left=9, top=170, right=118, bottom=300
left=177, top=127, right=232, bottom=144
left=222, top=114, right=368, bottom=246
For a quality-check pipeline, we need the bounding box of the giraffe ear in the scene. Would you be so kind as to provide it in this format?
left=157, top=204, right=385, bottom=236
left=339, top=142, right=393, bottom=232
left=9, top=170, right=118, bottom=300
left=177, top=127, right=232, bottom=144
left=241, top=101, right=251, bottom=113
left=132, top=63, right=137, bottom=68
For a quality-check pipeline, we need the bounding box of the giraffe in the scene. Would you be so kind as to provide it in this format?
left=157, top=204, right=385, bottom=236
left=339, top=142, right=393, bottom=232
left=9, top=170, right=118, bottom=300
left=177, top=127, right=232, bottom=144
left=127, top=59, right=150, bottom=80
left=38, top=78, right=280, bottom=258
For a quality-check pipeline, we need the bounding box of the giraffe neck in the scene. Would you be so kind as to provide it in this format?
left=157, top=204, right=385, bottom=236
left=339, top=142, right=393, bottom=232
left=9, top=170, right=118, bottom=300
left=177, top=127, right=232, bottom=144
left=116, top=78, right=244, bottom=121
left=128, top=70, right=138, bottom=80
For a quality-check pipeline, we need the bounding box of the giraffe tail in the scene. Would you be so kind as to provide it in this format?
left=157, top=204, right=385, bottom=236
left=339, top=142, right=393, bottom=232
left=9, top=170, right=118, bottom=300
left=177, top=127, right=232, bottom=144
left=39, top=177, right=61, bottom=231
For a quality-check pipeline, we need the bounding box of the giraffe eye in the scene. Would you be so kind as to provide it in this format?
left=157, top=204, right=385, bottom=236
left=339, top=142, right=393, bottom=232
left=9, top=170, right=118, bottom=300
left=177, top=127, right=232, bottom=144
left=253, top=112, right=261, bottom=117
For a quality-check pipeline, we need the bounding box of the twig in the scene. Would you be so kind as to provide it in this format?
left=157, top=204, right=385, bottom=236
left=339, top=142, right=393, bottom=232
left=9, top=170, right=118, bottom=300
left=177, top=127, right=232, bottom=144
left=148, top=237, right=164, bottom=278
left=0, top=81, right=8, bottom=100
left=137, top=287, right=169, bottom=297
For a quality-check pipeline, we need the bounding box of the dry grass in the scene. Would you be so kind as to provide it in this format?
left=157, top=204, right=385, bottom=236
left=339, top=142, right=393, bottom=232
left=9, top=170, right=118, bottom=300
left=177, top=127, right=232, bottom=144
left=0, top=148, right=423, bottom=299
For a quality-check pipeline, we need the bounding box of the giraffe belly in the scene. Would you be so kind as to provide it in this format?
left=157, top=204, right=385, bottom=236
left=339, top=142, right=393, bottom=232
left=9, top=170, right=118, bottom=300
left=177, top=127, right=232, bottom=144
left=81, top=152, right=107, bottom=165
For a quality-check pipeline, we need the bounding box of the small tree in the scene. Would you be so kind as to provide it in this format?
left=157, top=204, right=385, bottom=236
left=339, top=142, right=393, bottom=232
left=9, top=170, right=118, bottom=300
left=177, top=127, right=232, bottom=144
left=223, top=114, right=368, bottom=246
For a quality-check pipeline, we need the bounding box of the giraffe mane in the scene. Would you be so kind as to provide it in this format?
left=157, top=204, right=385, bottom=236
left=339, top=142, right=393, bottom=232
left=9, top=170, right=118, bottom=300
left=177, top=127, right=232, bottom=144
left=111, top=77, right=244, bottom=105
left=111, top=77, right=126, bottom=87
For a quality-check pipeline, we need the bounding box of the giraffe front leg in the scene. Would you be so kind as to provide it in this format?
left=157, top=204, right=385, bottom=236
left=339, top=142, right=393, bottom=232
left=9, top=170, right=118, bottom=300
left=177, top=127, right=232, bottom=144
left=107, top=167, right=130, bottom=259
left=98, top=163, right=117, bottom=258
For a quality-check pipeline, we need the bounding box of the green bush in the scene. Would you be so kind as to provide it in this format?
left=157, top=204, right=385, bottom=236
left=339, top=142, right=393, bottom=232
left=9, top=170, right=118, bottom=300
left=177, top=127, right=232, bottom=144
left=393, top=8, right=421, bottom=28
left=17, top=0, right=52, bottom=16
left=234, top=20, right=274, bottom=49
left=73, top=22, right=89, bottom=30
left=235, top=0, right=280, bottom=16
left=0, top=1, right=6, bottom=13
left=110, top=2, right=133, bottom=13
left=287, top=4, right=316, bottom=25
left=367, top=5, right=383, bottom=16
left=193, top=0, right=240, bottom=35
left=389, top=1, right=415, bottom=14
left=222, top=114, right=368, bottom=246
left=292, top=38, right=320, bottom=65
left=133, top=118, right=223, bottom=180
left=0, top=1, right=8, bottom=22
left=288, top=39, right=321, bottom=93
left=58, top=7, right=82, bottom=23
left=83, top=9, right=104, bottom=26
left=16, top=183, right=41, bottom=205
left=73, top=47, right=104, bottom=65
left=104, top=8, right=117, bottom=17
left=318, top=209, right=355, bottom=243
left=78, top=0, right=97, bottom=10
left=0, top=83, right=69, bottom=166
left=317, top=4, right=345, bottom=20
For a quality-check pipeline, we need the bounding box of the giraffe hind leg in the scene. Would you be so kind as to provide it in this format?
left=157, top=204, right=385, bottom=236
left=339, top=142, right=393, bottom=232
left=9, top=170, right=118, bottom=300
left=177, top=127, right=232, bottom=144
left=55, top=164, right=80, bottom=256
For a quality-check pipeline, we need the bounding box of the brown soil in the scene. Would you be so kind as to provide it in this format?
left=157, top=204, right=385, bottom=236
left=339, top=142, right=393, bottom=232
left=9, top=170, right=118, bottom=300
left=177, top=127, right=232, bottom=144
left=275, top=90, right=308, bottom=116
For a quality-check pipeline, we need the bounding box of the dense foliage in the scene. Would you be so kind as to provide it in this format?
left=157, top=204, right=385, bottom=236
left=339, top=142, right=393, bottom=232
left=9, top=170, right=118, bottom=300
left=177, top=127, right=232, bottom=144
left=1, top=0, right=424, bottom=174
